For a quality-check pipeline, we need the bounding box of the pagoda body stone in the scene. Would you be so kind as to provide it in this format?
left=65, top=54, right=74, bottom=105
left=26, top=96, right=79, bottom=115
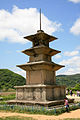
left=8, top=30, right=66, bottom=106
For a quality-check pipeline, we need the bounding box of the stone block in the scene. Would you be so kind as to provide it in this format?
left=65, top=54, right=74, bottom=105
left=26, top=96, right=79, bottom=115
left=29, top=54, right=51, bottom=62
left=15, top=85, right=66, bottom=102
left=16, top=88, right=24, bottom=100
left=53, top=87, right=61, bottom=100
left=26, top=70, right=56, bottom=85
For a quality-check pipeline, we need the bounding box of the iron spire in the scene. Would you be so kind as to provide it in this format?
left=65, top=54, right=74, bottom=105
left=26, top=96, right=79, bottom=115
left=40, top=8, right=41, bottom=30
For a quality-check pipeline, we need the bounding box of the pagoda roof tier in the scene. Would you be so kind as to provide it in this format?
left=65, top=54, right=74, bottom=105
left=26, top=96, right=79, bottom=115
left=24, top=30, right=57, bottom=42
left=22, top=45, right=61, bottom=56
left=16, top=61, right=64, bottom=71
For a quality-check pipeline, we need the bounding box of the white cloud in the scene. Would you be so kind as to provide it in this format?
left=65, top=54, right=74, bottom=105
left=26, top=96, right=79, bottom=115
left=58, top=67, right=80, bottom=75
left=70, top=18, right=80, bottom=35
left=16, top=50, right=21, bottom=53
left=16, top=70, right=26, bottom=78
left=59, top=56, right=80, bottom=75
left=69, top=0, right=80, bottom=3
left=76, top=46, right=80, bottom=50
left=12, top=67, right=26, bottom=78
left=54, top=54, right=62, bottom=59
left=65, top=67, right=80, bottom=75
left=60, top=56, right=80, bottom=66
left=57, top=49, right=80, bottom=75
left=64, top=50, right=79, bottom=56
left=0, top=6, right=62, bottom=44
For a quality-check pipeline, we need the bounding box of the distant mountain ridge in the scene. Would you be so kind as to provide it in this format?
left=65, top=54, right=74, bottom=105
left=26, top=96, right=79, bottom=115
left=0, top=69, right=26, bottom=90
left=56, top=74, right=80, bottom=87
left=0, top=69, right=80, bottom=90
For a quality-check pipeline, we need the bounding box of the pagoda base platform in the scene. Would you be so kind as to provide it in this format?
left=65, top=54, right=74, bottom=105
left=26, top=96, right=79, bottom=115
left=7, top=99, right=74, bottom=107
left=14, top=84, right=66, bottom=101
left=7, top=84, right=69, bottom=107
left=7, top=85, right=74, bottom=107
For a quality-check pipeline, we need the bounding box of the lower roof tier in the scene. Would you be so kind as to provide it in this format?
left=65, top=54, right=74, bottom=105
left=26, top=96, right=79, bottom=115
left=17, top=61, right=64, bottom=71
left=22, top=45, right=61, bottom=56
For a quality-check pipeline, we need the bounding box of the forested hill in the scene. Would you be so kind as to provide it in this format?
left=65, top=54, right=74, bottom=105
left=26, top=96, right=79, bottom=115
left=0, top=69, right=80, bottom=90
left=56, top=74, right=80, bottom=87
left=0, top=69, right=26, bottom=90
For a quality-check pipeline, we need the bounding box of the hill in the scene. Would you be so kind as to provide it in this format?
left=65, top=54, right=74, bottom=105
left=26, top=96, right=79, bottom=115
left=56, top=74, right=80, bottom=87
left=0, top=69, right=80, bottom=90
left=0, top=69, right=26, bottom=90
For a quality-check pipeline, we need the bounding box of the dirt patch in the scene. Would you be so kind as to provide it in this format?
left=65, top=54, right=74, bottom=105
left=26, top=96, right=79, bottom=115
left=0, top=92, right=15, bottom=96
left=0, top=109, right=80, bottom=120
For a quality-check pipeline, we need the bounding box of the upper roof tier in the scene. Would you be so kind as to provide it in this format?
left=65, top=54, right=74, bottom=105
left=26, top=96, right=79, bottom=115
left=22, top=45, right=61, bottom=56
left=24, top=30, right=57, bottom=47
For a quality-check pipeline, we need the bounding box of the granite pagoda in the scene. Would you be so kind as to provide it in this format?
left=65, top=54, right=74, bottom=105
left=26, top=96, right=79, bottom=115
left=8, top=10, right=66, bottom=106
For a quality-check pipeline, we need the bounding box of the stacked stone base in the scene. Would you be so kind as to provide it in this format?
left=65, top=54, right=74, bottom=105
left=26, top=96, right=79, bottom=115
left=16, top=85, right=65, bottom=101
left=7, top=99, right=74, bottom=107
left=7, top=84, right=70, bottom=107
left=7, top=100, right=64, bottom=107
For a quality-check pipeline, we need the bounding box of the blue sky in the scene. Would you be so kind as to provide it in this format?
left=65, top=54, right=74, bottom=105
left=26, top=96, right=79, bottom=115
left=0, top=0, right=80, bottom=77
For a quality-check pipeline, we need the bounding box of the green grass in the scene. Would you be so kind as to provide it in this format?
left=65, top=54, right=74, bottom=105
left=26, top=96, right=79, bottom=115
left=0, top=99, right=79, bottom=116
left=0, top=104, right=79, bottom=116
left=0, top=93, right=16, bottom=105
left=0, top=94, right=15, bottom=101
left=0, top=116, right=36, bottom=120
left=1, top=94, right=15, bottom=101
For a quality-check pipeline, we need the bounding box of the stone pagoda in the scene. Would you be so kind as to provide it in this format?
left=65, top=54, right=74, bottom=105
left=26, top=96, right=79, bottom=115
left=8, top=11, right=66, bottom=106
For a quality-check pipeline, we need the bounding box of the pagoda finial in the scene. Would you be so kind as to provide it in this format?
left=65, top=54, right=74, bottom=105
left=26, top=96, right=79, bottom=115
left=40, top=8, right=41, bottom=30
left=37, top=9, right=44, bottom=33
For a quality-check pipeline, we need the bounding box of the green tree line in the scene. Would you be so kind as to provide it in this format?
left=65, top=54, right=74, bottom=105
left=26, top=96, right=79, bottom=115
left=56, top=74, right=80, bottom=90
left=0, top=69, right=80, bottom=91
left=0, top=69, right=26, bottom=90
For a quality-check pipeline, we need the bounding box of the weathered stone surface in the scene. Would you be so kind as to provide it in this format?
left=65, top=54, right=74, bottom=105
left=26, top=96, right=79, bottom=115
left=29, top=54, right=51, bottom=62
left=17, top=61, right=64, bottom=71
left=8, top=29, right=67, bottom=106
left=15, top=85, right=66, bottom=101
left=22, top=45, right=61, bottom=56
left=26, top=70, right=56, bottom=85
left=24, top=30, right=57, bottom=47
left=7, top=99, right=74, bottom=107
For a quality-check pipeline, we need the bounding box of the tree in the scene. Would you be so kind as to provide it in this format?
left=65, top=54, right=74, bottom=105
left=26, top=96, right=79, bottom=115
left=74, top=83, right=80, bottom=91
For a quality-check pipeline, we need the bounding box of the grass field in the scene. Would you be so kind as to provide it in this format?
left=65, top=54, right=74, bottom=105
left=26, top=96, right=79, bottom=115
left=0, top=116, right=36, bottom=120
left=0, top=92, right=15, bottom=101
